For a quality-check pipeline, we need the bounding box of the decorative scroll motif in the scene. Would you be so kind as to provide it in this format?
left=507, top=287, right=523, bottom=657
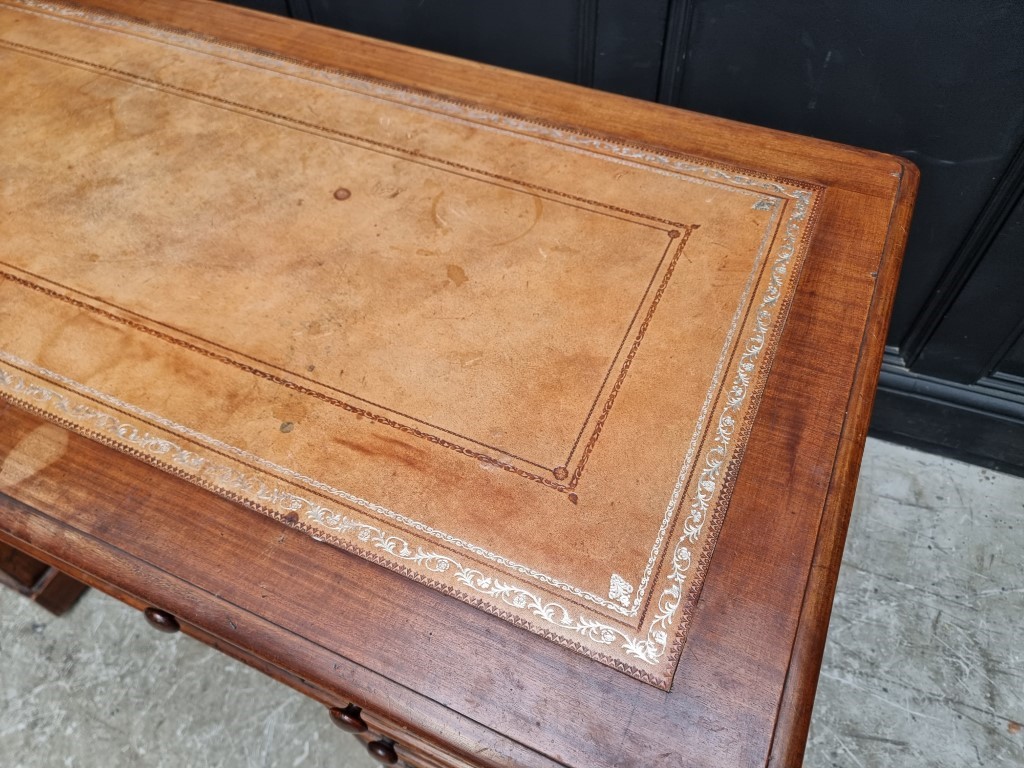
left=609, top=574, right=634, bottom=607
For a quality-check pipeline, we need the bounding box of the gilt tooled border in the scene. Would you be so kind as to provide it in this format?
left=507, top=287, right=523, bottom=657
left=632, top=209, right=784, bottom=628
left=0, top=376, right=676, bottom=688
left=662, top=198, right=823, bottom=680
left=0, top=229, right=687, bottom=498
left=0, top=354, right=607, bottom=613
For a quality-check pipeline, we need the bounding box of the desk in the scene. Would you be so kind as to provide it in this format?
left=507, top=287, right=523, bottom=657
left=0, top=1, right=917, bottom=765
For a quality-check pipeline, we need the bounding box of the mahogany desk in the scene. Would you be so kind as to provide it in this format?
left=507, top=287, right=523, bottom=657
left=0, top=1, right=917, bottom=765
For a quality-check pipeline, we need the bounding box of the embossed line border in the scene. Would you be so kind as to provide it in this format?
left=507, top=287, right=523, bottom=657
left=0, top=0, right=809, bottom=490
left=0, top=32, right=707, bottom=495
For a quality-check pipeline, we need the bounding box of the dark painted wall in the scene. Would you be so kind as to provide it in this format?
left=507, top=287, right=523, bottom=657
left=225, top=0, right=1024, bottom=473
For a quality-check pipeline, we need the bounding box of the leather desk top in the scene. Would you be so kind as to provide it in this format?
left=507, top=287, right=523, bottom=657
left=0, top=0, right=918, bottom=765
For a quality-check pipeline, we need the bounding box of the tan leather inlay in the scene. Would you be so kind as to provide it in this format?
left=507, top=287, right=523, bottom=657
left=0, top=0, right=820, bottom=687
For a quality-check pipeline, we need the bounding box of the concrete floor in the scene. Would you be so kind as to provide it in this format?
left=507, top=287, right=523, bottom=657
left=1, top=438, right=1022, bottom=767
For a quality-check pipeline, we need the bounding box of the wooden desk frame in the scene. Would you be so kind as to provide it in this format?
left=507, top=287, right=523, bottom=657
left=0, top=1, right=917, bottom=765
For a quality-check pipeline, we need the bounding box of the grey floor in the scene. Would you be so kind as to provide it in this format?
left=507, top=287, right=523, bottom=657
left=1, top=439, right=1022, bottom=768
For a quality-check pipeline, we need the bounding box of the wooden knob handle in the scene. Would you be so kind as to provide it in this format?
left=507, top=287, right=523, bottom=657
left=366, top=739, right=398, bottom=765
left=143, top=607, right=180, bottom=633
left=328, top=704, right=367, bottom=734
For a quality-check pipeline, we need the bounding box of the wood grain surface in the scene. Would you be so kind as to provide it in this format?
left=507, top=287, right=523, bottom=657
left=0, top=1, right=918, bottom=765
